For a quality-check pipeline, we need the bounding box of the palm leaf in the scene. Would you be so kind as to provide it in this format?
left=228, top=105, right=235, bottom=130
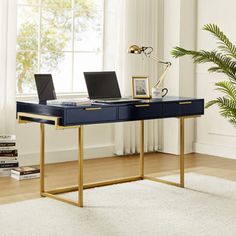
left=215, top=81, right=236, bottom=100
left=171, top=48, right=236, bottom=80
left=205, top=99, right=218, bottom=109
left=210, top=97, right=236, bottom=126
left=229, top=117, right=236, bottom=126
left=172, top=24, right=236, bottom=127
left=203, top=24, right=236, bottom=59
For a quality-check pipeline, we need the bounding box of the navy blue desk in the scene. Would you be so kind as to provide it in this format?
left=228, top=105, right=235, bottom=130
left=17, top=96, right=204, bottom=207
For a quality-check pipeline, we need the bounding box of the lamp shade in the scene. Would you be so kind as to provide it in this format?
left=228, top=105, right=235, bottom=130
left=127, top=45, right=142, bottom=54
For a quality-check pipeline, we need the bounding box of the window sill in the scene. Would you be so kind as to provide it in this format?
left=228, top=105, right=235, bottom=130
left=16, top=92, right=89, bottom=101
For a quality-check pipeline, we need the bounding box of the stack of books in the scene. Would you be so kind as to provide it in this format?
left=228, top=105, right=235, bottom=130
left=0, top=135, right=19, bottom=177
left=11, top=166, right=40, bottom=180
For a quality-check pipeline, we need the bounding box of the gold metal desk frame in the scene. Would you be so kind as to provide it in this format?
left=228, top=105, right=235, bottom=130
left=18, top=112, right=189, bottom=207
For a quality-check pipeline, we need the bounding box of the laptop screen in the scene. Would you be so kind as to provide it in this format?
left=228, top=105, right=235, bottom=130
left=34, top=74, right=57, bottom=102
left=84, top=71, right=121, bottom=99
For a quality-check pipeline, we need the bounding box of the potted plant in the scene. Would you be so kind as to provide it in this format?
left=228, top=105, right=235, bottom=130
left=171, top=24, right=236, bottom=126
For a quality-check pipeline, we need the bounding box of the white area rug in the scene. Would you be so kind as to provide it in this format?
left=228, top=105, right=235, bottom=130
left=1, top=173, right=236, bottom=236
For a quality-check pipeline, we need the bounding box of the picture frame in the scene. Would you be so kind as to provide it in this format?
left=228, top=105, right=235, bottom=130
left=132, top=76, right=150, bottom=98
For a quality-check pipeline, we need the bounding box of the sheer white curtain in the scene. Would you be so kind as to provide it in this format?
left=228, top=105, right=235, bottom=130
left=0, top=0, right=17, bottom=134
left=114, top=0, right=162, bottom=155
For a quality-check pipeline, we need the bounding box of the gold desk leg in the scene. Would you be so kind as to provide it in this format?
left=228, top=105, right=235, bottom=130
left=39, top=123, right=83, bottom=207
left=40, top=123, right=45, bottom=195
left=143, top=117, right=185, bottom=188
left=78, top=126, right=84, bottom=207
left=180, top=117, right=185, bottom=188
left=140, top=120, right=144, bottom=179
left=38, top=117, right=184, bottom=206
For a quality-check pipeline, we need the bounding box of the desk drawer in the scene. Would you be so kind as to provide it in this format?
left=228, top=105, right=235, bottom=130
left=163, top=100, right=204, bottom=117
left=118, top=103, right=162, bottom=121
left=65, top=107, right=117, bottom=125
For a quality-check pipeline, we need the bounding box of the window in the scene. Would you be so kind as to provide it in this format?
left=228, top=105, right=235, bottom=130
left=16, top=0, right=104, bottom=95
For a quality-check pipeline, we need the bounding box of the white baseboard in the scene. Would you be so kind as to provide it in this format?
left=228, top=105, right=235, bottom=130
left=18, top=145, right=115, bottom=166
left=162, top=148, right=193, bottom=155
left=194, top=142, right=236, bottom=160
left=162, top=145, right=193, bottom=155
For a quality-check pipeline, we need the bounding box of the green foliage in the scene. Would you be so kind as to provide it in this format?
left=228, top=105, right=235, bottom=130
left=16, top=0, right=97, bottom=94
left=16, top=23, right=38, bottom=93
left=203, top=24, right=236, bottom=59
left=171, top=24, right=236, bottom=126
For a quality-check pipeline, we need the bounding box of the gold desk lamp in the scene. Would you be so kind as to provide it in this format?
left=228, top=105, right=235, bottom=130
left=128, top=45, right=171, bottom=98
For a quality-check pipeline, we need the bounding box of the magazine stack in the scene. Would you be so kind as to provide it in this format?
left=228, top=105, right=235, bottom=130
left=0, top=135, right=19, bottom=177
left=11, top=166, right=40, bottom=180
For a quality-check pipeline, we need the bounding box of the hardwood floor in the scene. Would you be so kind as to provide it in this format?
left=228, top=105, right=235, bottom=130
left=1, top=152, right=236, bottom=205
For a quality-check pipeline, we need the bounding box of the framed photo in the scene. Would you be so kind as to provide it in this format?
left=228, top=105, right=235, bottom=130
left=132, top=76, right=150, bottom=98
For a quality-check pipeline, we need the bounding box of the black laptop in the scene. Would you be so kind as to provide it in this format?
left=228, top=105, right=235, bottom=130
left=34, top=74, right=57, bottom=104
left=34, top=74, right=90, bottom=106
left=83, top=71, right=140, bottom=103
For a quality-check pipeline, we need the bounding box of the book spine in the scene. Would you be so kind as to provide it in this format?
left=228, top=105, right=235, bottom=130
left=0, top=135, right=16, bottom=141
left=0, top=162, right=19, bottom=168
left=0, top=159, right=18, bottom=164
left=0, top=143, right=16, bottom=147
left=11, top=169, right=40, bottom=176
left=0, top=146, right=16, bottom=150
left=0, top=153, right=18, bottom=157
left=0, top=149, right=17, bottom=156
left=11, top=173, right=40, bottom=180
left=0, top=140, right=16, bottom=143
left=0, top=157, right=17, bottom=162
left=19, top=174, right=40, bottom=180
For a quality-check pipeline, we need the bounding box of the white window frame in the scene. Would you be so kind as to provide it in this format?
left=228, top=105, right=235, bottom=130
left=16, top=0, right=105, bottom=99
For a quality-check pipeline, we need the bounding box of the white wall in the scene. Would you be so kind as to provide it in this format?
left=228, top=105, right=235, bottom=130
left=16, top=120, right=115, bottom=166
left=162, top=0, right=236, bottom=160
left=162, top=0, right=197, bottom=155
left=194, top=0, right=236, bottom=159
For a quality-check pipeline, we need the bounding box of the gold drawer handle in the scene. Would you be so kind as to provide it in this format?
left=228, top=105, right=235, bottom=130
left=135, top=104, right=150, bottom=107
left=85, top=107, right=102, bottom=111
left=179, top=101, right=192, bottom=105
